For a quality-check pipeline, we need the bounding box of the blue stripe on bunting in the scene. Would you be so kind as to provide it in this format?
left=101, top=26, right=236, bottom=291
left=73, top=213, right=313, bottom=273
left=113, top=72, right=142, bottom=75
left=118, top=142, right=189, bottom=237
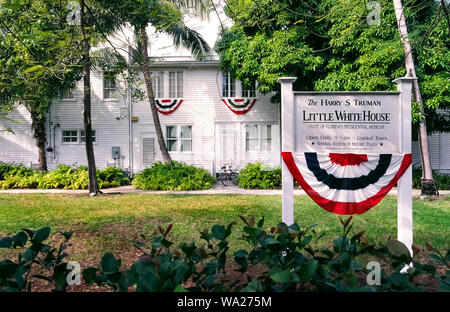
left=304, top=153, right=392, bottom=190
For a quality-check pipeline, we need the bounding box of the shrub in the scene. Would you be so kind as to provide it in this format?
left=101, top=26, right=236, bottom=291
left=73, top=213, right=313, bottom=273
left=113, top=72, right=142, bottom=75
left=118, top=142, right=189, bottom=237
left=238, top=163, right=281, bottom=189
left=0, top=163, right=129, bottom=190
left=132, top=161, right=215, bottom=191
left=2, top=220, right=448, bottom=292
left=413, top=166, right=450, bottom=190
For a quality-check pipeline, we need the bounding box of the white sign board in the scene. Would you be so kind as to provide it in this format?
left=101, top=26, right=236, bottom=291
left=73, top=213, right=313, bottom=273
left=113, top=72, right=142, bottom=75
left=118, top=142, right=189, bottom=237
left=295, top=93, right=399, bottom=153
left=278, top=77, right=415, bottom=255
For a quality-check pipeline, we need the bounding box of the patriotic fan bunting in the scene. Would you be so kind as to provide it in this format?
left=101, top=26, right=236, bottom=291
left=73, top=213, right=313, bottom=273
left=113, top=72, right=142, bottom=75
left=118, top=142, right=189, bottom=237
left=281, top=152, right=412, bottom=215
left=156, top=99, right=183, bottom=115
left=222, top=98, right=257, bottom=114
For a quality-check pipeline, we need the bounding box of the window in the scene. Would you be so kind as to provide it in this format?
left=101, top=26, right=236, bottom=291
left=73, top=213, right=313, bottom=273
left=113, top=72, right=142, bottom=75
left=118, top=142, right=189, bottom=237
left=62, top=130, right=78, bottom=143
left=80, top=130, right=96, bottom=143
left=246, top=125, right=272, bottom=152
left=222, top=72, right=235, bottom=97
left=103, top=72, right=117, bottom=99
left=169, top=71, right=183, bottom=98
left=242, top=81, right=256, bottom=97
left=166, top=125, right=192, bottom=152
left=180, top=126, right=192, bottom=152
left=151, top=71, right=164, bottom=98
left=62, top=130, right=96, bottom=144
left=61, top=89, right=75, bottom=99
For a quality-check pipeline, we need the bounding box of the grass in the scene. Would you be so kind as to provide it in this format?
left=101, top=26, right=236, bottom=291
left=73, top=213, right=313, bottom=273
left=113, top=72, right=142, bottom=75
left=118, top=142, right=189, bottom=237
left=0, top=193, right=449, bottom=263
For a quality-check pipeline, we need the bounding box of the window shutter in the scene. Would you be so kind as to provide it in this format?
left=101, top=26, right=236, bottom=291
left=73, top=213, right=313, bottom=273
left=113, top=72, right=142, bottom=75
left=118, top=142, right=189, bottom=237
left=142, top=138, right=155, bottom=166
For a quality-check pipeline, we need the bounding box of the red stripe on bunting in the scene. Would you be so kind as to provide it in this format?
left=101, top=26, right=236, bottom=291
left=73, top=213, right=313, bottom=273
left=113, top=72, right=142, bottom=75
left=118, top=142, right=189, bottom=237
left=281, top=152, right=412, bottom=215
left=222, top=99, right=257, bottom=115
left=156, top=100, right=183, bottom=115
left=329, top=153, right=368, bottom=166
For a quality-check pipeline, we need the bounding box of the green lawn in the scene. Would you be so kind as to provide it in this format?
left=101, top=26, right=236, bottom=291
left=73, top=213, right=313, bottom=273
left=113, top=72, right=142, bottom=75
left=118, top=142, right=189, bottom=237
left=0, top=194, right=449, bottom=263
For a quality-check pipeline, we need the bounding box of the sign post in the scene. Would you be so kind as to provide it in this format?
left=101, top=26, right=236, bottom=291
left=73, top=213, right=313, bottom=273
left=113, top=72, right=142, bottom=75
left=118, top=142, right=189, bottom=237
left=279, top=77, right=297, bottom=226
left=279, top=75, right=415, bottom=254
left=394, top=75, right=416, bottom=255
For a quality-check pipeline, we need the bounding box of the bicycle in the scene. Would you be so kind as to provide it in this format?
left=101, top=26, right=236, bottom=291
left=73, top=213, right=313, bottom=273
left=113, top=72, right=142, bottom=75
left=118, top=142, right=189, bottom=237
left=218, top=164, right=238, bottom=186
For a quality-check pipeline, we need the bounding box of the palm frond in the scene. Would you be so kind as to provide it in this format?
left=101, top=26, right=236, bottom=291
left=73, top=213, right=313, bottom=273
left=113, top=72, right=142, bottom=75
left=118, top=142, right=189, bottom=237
left=168, top=0, right=212, bottom=19
left=164, top=23, right=212, bottom=59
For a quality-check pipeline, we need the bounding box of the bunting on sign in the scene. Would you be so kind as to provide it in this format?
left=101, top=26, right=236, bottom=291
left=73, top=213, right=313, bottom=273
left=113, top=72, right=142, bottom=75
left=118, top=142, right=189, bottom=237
left=281, top=152, right=412, bottom=215
left=222, top=98, right=257, bottom=114
left=155, top=99, right=183, bottom=115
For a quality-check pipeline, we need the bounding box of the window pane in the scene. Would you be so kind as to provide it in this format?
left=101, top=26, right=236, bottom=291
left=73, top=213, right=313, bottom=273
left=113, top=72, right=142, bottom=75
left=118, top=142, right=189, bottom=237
left=246, top=125, right=258, bottom=139
left=229, top=75, right=235, bottom=97
left=261, top=125, right=271, bottom=138
left=177, top=71, right=183, bottom=98
left=80, top=130, right=96, bottom=143
left=243, top=81, right=256, bottom=97
left=169, top=72, right=176, bottom=98
left=167, top=139, right=177, bottom=151
left=158, top=72, right=164, bottom=98
left=62, top=89, right=75, bottom=99
left=62, top=130, right=78, bottom=143
left=262, top=138, right=271, bottom=152
left=104, top=72, right=116, bottom=99
left=180, top=139, right=192, bottom=152
left=167, top=126, right=177, bottom=139
left=246, top=139, right=258, bottom=152
left=222, top=73, right=228, bottom=97
left=180, top=126, right=191, bottom=139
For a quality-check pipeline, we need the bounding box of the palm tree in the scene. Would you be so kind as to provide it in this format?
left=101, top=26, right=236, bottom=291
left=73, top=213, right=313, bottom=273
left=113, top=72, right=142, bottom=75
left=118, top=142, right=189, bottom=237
left=97, top=0, right=212, bottom=162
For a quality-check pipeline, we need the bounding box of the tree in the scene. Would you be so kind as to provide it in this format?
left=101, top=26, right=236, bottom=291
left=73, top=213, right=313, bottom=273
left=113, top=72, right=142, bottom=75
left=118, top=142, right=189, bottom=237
left=392, top=0, right=444, bottom=195
left=0, top=0, right=82, bottom=171
left=217, top=0, right=449, bottom=193
left=74, top=0, right=127, bottom=194
left=96, top=0, right=212, bottom=163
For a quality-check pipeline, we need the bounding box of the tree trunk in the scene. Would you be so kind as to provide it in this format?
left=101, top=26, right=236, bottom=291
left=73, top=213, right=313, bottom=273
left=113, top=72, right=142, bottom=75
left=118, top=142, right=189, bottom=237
left=136, top=27, right=172, bottom=163
left=81, top=0, right=99, bottom=194
left=393, top=0, right=437, bottom=195
left=30, top=110, right=47, bottom=171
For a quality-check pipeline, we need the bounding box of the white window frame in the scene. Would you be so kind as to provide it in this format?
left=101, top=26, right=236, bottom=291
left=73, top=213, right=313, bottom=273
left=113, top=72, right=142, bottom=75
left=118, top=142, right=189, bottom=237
left=151, top=71, right=165, bottom=98
left=61, top=129, right=97, bottom=144
left=242, top=81, right=257, bottom=97
left=169, top=71, right=183, bottom=98
left=245, top=124, right=272, bottom=153
left=80, top=130, right=97, bottom=143
left=61, top=130, right=79, bottom=144
left=165, top=125, right=192, bottom=153
left=222, top=72, right=236, bottom=98
left=61, top=89, right=76, bottom=101
left=103, top=72, right=117, bottom=100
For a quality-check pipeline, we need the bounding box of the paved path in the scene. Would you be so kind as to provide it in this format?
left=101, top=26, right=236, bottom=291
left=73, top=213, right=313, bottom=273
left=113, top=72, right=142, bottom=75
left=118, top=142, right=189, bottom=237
left=0, top=185, right=449, bottom=196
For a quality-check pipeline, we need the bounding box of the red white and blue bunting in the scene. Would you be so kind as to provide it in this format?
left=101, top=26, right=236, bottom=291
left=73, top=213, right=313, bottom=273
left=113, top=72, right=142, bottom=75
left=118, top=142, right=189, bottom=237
left=222, top=98, right=257, bottom=114
left=155, top=99, right=183, bottom=115
left=281, top=152, right=412, bottom=215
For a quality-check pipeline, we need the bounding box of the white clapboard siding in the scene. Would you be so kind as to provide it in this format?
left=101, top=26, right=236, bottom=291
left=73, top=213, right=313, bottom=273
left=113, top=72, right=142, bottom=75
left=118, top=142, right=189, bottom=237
left=0, top=105, right=38, bottom=165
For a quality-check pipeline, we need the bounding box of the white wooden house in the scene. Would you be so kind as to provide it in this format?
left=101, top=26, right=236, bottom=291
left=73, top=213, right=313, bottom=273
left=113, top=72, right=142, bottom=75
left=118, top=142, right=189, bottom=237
left=0, top=17, right=449, bottom=175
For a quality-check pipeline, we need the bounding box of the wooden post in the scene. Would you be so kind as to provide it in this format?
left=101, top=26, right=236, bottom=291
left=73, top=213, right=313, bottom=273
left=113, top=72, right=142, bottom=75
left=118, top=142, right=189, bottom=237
left=393, top=75, right=416, bottom=255
left=278, top=77, right=297, bottom=225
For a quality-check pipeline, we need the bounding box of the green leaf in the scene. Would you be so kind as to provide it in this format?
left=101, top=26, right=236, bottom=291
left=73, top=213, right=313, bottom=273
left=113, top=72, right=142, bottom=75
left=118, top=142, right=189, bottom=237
left=100, top=253, right=120, bottom=274
left=23, top=65, right=44, bottom=74
left=174, top=284, right=189, bottom=292
left=271, top=270, right=293, bottom=283
left=0, top=237, right=13, bottom=248
left=298, top=260, right=318, bottom=282
left=386, top=240, right=412, bottom=262
left=211, top=225, right=226, bottom=241
left=33, top=227, right=51, bottom=243
left=12, top=232, right=28, bottom=248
